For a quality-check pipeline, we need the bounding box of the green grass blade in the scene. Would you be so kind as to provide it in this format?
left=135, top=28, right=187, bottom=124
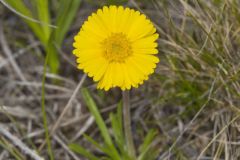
left=34, top=0, right=51, bottom=39
left=4, top=0, right=59, bottom=73
left=110, top=102, right=124, bottom=149
left=138, top=129, right=158, bottom=160
left=83, top=134, right=118, bottom=159
left=45, top=0, right=82, bottom=73
left=139, top=130, right=157, bottom=153
left=81, top=88, right=113, bottom=146
left=46, top=40, right=59, bottom=74
left=0, top=138, right=24, bottom=160
left=83, top=134, right=105, bottom=151
left=69, top=143, right=99, bottom=160
left=4, top=0, right=47, bottom=44
left=81, top=88, right=121, bottom=160
left=1, top=106, right=39, bottom=154
left=41, top=50, right=54, bottom=160
left=54, top=0, right=82, bottom=45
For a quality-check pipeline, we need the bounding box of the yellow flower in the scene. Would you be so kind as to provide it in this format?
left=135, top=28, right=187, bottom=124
left=73, top=5, right=159, bottom=91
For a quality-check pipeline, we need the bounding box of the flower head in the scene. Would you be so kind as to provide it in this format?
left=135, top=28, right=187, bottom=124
left=73, top=5, right=159, bottom=91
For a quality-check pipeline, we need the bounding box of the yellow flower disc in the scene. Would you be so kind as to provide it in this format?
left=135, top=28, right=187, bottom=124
left=73, top=5, right=159, bottom=91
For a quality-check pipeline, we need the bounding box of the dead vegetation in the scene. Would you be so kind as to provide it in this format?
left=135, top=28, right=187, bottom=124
left=1, top=0, right=240, bottom=160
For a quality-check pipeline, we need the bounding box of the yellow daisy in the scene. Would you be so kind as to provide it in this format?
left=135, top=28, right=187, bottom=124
left=73, top=5, right=159, bottom=91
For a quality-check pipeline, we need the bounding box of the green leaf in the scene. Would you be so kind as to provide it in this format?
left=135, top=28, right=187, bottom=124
left=138, top=129, right=158, bottom=160
left=4, top=0, right=46, bottom=44
left=69, top=143, right=99, bottom=160
left=83, top=134, right=108, bottom=153
left=46, top=38, right=59, bottom=74
left=139, top=129, right=157, bottom=152
left=81, top=88, right=113, bottom=146
left=34, top=0, right=51, bottom=39
left=81, top=88, right=121, bottom=160
left=4, top=0, right=82, bottom=73
left=84, top=134, right=118, bottom=159
left=54, top=0, right=82, bottom=45
left=110, top=102, right=125, bottom=151
left=48, top=0, right=82, bottom=73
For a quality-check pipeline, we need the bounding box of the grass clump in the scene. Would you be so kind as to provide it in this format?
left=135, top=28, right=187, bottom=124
left=3, top=0, right=82, bottom=73
left=1, top=0, right=240, bottom=159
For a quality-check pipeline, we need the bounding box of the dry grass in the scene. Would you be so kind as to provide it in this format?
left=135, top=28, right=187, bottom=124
left=0, top=0, right=240, bottom=160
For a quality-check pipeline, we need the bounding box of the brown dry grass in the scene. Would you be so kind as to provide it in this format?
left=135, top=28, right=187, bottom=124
left=1, top=0, right=240, bottom=160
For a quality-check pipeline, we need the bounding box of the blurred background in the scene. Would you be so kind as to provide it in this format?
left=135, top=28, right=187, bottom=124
left=0, top=0, right=240, bottom=159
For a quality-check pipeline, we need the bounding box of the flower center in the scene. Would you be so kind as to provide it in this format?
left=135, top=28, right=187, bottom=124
left=102, top=33, right=132, bottom=63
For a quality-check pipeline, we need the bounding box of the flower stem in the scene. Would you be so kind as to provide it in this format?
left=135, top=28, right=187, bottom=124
left=122, top=90, right=136, bottom=159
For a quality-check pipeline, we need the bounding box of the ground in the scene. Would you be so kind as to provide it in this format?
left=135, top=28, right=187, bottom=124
left=0, top=0, right=240, bottom=160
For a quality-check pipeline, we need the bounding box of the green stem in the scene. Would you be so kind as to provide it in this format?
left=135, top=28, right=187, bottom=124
left=122, top=90, right=136, bottom=159
left=41, top=52, right=54, bottom=160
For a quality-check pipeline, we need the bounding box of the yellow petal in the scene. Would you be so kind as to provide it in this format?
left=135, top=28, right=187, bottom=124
left=73, top=5, right=159, bottom=91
